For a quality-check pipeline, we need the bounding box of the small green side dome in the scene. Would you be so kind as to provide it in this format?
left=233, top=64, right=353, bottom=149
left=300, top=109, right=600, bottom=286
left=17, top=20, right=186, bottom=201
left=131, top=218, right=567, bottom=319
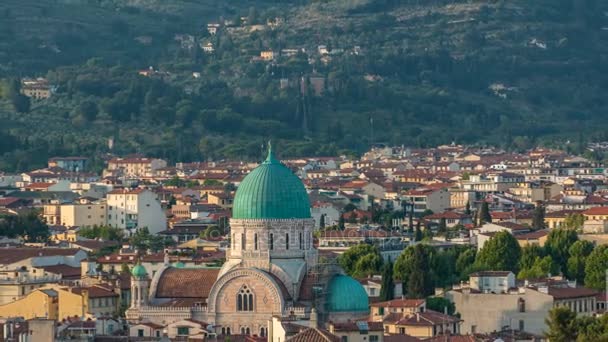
left=232, top=144, right=310, bottom=220
left=131, top=264, right=147, bottom=278
left=327, top=274, right=369, bottom=313
left=173, top=261, right=185, bottom=268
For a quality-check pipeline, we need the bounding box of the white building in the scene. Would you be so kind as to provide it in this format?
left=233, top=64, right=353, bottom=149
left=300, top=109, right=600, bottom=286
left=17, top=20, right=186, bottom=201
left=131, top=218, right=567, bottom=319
left=310, top=203, right=340, bottom=229
left=106, top=189, right=167, bottom=234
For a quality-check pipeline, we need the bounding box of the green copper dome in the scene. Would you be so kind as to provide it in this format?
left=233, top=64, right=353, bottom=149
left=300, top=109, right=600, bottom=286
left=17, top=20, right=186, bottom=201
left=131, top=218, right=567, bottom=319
left=232, top=144, right=310, bottom=220
left=326, top=275, right=369, bottom=313
left=131, top=264, right=147, bottom=278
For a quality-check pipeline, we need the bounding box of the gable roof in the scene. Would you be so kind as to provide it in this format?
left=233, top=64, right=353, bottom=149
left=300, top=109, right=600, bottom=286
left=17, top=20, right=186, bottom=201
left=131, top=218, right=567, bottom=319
left=286, top=328, right=340, bottom=342
left=156, top=267, right=220, bottom=299
left=0, top=248, right=82, bottom=265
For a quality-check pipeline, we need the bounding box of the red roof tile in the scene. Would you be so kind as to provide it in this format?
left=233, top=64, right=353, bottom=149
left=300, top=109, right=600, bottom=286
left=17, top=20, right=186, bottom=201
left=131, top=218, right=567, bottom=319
left=156, top=267, right=220, bottom=299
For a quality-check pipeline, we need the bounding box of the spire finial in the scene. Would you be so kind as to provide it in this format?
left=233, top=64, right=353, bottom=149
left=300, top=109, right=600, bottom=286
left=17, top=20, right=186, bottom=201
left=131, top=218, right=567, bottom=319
left=265, top=140, right=277, bottom=163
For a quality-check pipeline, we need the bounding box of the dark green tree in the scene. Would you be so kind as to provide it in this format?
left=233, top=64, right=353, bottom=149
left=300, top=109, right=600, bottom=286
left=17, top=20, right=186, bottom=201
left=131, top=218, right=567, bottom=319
left=455, top=248, right=476, bottom=279
left=406, top=244, right=435, bottom=298
left=414, top=221, right=423, bottom=242
left=519, top=245, right=545, bottom=271
left=379, top=260, right=394, bottom=301
left=338, top=244, right=382, bottom=278
left=465, top=201, right=471, bottom=216
left=545, top=306, right=578, bottom=342
left=319, top=214, right=326, bottom=229
left=532, top=202, right=546, bottom=230
left=584, top=244, right=608, bottom=290
left=438, top=218, right=447, bottom=236
left=567, top=240, right=594, bottom=283
left=518, top=256, right=559, bottom=280
left=338, top=215, right=345, bottom=230
left=545, top=228, right=578, bottom=274
left=426, top=297, right=455, bottom=315
left=479, top=202, right=492, bottom=225
left=475, top=231, right=521, bottom=272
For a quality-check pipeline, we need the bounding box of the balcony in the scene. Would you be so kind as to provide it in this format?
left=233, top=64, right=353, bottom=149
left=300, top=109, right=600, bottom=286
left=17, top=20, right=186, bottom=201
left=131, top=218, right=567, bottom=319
left=0, top=274, right=61, bottom=284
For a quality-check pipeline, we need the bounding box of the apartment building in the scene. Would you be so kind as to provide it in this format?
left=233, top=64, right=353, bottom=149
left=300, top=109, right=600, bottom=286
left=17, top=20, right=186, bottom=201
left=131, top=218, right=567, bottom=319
left=106, top=189, right=166, bottom=234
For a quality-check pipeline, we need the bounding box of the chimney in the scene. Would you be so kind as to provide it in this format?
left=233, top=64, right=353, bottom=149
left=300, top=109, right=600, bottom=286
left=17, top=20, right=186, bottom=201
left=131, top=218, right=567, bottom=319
left=310, top=308, right=318, bottom=329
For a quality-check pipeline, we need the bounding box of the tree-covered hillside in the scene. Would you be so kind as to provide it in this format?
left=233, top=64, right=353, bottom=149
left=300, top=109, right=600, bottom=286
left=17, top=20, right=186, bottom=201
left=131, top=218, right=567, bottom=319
left=1, top=0, right=607, bottom=171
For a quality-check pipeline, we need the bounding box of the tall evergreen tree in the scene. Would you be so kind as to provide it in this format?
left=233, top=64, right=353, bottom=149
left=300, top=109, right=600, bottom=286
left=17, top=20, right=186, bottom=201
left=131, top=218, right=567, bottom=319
left=407, top=245, right=434, bottom=298
left=338, top=215, right=345, bottom=230
left=479, top=202, right=492, bottom=225
left=532, top=202, right=546, bottom=230
left=465, top=201, right=471, bottom=216
left=438, top=218, right=447, bottom=236
left=319, top=214, right=325, bottom=229
left=414, top=221, right=423, bottom=242
left=379, top=260, right=394, bottom=301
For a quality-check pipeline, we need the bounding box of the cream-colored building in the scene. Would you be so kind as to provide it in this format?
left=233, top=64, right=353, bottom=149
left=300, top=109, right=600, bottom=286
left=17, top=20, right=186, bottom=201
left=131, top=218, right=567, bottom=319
left=446, top=274, right=597, bottom=335
left=0, top=284, right=119, bottom=320
left=106, top=188, right=167, bottom=234
left=58, top=202, right=107, bottom=227
left=403, top=187, right=450, bottom=214
left=0, top=289, right=59, bottom=319
left=106, top=157, right=167, bottom=178
left=449, top=189, right=476, bottom=209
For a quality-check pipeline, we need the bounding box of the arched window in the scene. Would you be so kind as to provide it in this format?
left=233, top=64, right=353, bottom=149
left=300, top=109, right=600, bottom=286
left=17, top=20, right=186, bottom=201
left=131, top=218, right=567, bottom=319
left=241, top=327, right=246, bottom=334
left=299, top=232, right=303, bottom=249
left=221, top=327, right=226, bottom=335
left=237, top=286, right=254, bottom=312
left=260, top=327, right=266, bottom=337
left=241, top=233, right=246, bottom=251
left=226, top=327, right=231, bottom=335
left=269, top=233, right=274, bottom=250
left=254, top=233, right=258, bottom=250
left=246, top=327, right=251, bottom=335
left=286, top=233, right=289, bottom=250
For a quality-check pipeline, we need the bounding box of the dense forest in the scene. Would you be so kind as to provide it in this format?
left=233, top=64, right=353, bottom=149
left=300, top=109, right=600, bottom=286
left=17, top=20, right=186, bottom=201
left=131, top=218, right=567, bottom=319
left=0, top=0, right=607, bottom=171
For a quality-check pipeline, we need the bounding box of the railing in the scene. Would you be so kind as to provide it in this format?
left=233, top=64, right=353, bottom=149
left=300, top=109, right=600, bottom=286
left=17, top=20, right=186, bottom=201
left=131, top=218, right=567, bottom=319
left=0, top=274, right=61, bottom=284
left=284, top=306, right=307, bottom=317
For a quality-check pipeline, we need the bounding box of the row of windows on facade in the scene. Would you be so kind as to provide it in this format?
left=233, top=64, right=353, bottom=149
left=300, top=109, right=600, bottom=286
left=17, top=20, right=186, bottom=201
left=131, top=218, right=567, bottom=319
left=231, top=232, right=310, bottom=250
left=219, top=326, right=267, bottom=336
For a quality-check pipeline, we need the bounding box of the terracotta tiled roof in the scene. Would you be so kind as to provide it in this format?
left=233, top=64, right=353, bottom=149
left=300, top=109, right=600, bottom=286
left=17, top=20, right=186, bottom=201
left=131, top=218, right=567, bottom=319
left=72, top=285, right=118, bottom=298
left=423, top=335, right=476, bottom=342
left=0, top=197, right=20, bottom=207
left=156, top=267, right=220, bottom=299
left=384, top=334, right=421, bottom=342
left=0, top=248, right=82, bottom=265
left=583, top=206, right=608, bottom=215
left=24, top=182, right=54, bottom=189
left=370, top=298, right=425, bottom=308
left=515, top=229, right=549, bottom=240
left=547, top=286, right=598, bottom=300
left=39, top=265, right=81, bottom=279
left=545, top=210, right=584, bottom=218
left=286, top=328, right=340, bottom=342
left=330, top=321, right=384, bottom=332
left=396, top=310, right=460, bottom=326
left=107, top=188, right=147, bottom=195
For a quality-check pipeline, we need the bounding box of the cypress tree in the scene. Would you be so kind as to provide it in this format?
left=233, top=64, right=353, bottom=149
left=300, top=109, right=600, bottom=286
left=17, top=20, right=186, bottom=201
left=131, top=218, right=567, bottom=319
left=379, top=261, right=394, bottom=301
left=479, top=202, right=492, bottom=225
left=414, top=221, right=423, bottom=242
